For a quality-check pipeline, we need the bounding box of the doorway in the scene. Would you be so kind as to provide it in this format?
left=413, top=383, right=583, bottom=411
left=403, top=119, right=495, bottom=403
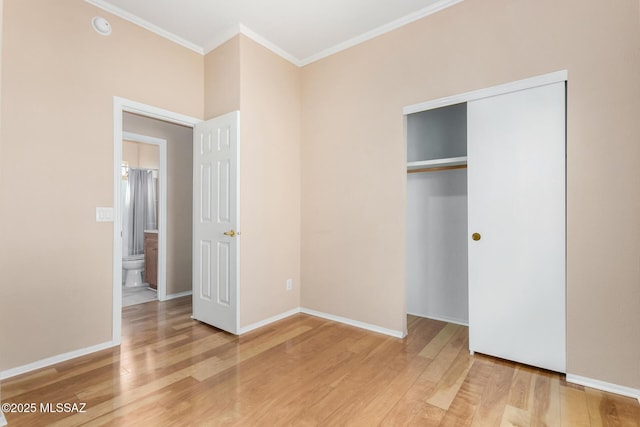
left=121, top=131, right=165, bottom=307
left=112, top=97, right=200, bottom=345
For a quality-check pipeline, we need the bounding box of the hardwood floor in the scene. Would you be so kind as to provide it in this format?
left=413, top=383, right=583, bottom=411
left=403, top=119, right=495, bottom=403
left=2, top=297, right=639, bottom=426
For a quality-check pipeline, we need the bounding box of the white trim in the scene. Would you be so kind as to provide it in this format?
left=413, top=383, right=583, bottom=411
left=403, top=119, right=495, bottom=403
left=238, top=24, right=301, bottom=66
left=0, top=341, right=117, bottom=380
left=235, top=113, right=242, bottom=334
left=403, top=70, right=568, bottom=115
left=164, top=290, right=193, bottom=301
left=84, top=0, right=203, bottom=54
left=201, top=23, right=243, bottom=55
left=238, top=308, right=302, bottom=335
left=0, top=411, right=6, bottom=427
left=300, top=308, right=406, bottom=339
left=115, top=97, right=201, bottom=127
left=113, top=97, right=201, bottom=345
left=237, top=307, right=407, bottom=338
left=566, top=374, right=640, bottom=400
left=85, top=0, right=462, bottom=68
left=201, top=24, right=302, bottom=66
left=299, top=0, right=464, bottom=66
left=122, top=131, right=168, bottom=302
left=407, top=312, right=469, bottom=327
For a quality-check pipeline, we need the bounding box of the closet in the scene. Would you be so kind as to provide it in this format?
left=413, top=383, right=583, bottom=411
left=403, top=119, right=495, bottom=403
left=406, top=103, right=469, bottom=326
left=405, top=72, right=567, bottom=373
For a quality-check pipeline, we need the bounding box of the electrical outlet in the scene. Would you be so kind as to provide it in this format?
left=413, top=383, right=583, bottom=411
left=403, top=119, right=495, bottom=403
left=286, top=279, right=293, bottom=291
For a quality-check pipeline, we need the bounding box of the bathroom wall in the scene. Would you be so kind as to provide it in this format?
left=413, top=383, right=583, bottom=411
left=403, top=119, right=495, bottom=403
left=123, top=141, right=159, bottom=169
left=123, top=113, right=193, bottom=296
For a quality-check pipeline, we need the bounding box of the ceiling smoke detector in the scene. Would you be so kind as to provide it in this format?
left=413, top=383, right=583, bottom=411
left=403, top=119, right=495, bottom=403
left=92, top=16, right=112, bottom=36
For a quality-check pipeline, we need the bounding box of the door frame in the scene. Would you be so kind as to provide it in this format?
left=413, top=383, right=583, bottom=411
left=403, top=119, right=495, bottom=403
left=122, top=131, right=167, bottom=299
left=112, top=97, right=200, bottom=345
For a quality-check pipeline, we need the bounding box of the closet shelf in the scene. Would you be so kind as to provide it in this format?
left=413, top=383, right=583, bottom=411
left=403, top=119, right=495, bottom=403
left=407, top=156, right=467, bottom=173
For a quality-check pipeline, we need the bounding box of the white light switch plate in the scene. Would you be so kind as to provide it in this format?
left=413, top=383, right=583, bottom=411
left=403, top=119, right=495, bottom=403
left=96, top=207, right=114, bottom=222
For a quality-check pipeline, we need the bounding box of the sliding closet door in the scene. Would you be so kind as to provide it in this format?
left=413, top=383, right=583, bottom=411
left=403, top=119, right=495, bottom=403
left=467, top=82, right=566, bottom=372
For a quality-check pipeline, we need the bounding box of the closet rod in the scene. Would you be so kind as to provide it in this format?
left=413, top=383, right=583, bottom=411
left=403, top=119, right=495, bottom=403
left=407, top=164, right=467, bottom=174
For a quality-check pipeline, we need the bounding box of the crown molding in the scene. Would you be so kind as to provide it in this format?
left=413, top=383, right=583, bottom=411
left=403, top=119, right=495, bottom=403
left=84, top=0, right=204, bottom=54
left=201, top=24, right=243, bottom=56
left=238, top=24, right=303, bottom=67
left=201, top=24, right=302, bottom=66
left=85, top=0, right=463, bottom=67
left=298, top=0, right=464, bottom=66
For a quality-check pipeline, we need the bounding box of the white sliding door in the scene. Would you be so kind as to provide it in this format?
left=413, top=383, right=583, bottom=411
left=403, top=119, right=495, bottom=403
left=467, top=82, right=566, bottom=372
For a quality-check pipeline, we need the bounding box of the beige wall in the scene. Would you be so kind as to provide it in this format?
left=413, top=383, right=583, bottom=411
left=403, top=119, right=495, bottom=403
left=204, top=35, right=302, bottom=327
left=0, top=0, right=203, bottom=371
left=123, top=113, right=193, bottom=296
left=2, top=0, right=638, bottom=392
left=204, top=36, right=240, bottom=119
left=301, top=0, right=640, bottom=388
left=237, top=35, right=301, bottom=326
left=123, top=140, right=159, bottom=169
left=0, top=0, right=3, bottom=407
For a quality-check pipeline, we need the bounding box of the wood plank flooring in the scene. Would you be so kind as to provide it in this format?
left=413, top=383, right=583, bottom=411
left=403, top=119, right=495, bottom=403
left=2, top=297, right=639, bottom=426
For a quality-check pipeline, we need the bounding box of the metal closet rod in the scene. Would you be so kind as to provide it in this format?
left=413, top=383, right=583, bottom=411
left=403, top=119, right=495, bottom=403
left=407, top=164, right=468, bottom=174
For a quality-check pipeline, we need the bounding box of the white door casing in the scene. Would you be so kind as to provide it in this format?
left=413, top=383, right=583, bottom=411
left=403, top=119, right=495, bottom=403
left=467, top=82, right=566, bottom=372
left=113, top=97, right=201, bottom=346
left=192, top=111, right=240, bottom=334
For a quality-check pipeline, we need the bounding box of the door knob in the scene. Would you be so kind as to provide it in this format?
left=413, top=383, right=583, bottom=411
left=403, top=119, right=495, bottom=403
left=223, top=230, right=236, bottom=237
left=472, top=232, right=481, bottom=241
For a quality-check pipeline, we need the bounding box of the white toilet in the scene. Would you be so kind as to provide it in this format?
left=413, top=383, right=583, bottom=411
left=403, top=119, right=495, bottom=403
left=122, top=255, right=145, bottom=287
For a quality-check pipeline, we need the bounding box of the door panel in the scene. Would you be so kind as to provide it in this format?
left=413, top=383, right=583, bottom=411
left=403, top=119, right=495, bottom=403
left=467, top=83, right=566, bottom=372
left=192, top=111, right=239, bottom=334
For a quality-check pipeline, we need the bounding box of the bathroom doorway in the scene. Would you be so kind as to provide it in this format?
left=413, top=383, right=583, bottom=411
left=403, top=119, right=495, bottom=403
left=121, top=132, right=165, bottom=307
left=112, top=97, right=200, bottom=345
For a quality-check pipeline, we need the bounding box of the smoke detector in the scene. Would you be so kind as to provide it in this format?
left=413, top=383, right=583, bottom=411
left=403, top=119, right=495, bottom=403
left=91, top=16, right=112, bottom=36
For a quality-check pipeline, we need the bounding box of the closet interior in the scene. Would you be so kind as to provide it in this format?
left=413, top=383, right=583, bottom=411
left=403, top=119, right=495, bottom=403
left=406, top=102, right=469, bottom=326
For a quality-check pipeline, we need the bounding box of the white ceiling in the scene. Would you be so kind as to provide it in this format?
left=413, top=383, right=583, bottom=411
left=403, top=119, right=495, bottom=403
left=86, top=0, right=461, bottom=66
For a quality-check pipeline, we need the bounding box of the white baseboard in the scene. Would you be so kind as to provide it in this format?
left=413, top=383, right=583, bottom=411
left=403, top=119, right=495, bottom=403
left=300, top=308, right=406, bottom=338
left=237, top=306, right=407, bottom=339
left=566, top=374, right=640, bottom=400
left=407, top=311, right=469, bottom=327
left=0, top=340, right=118, bottom=381
left=238, top=308, right=302, bottom=334
left=164, top=290, right=192, bottom=301
left=0, top=411, right=7, bottom=427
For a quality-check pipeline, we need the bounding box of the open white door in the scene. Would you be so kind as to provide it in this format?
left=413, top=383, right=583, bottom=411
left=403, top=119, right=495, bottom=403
left=192, top=111, right=240, bottom=334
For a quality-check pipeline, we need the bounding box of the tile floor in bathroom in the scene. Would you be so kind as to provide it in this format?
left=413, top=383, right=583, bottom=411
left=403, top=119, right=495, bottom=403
left=122, top=285, right=157, bottom=307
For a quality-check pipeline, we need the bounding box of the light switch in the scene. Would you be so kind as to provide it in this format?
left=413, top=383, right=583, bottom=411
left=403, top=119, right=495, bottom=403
left=96, top=207, right=114, bottom=222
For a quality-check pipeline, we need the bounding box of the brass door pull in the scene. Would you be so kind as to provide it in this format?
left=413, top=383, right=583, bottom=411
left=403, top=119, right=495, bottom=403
left=472, top=232, right=481, bottom=241
left=223, top=230, right=236, bottom=237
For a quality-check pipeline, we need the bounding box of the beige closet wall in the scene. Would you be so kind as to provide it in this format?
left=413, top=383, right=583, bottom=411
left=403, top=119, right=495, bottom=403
left=122, top=113, right=193, bottom=296
left=301, top=0, right=640, bottom=388
left=0, top=0, right=203, bottom=371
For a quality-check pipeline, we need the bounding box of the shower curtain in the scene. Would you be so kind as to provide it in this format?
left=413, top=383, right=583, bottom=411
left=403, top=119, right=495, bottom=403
left=123, top=168, right=157, bottom=256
